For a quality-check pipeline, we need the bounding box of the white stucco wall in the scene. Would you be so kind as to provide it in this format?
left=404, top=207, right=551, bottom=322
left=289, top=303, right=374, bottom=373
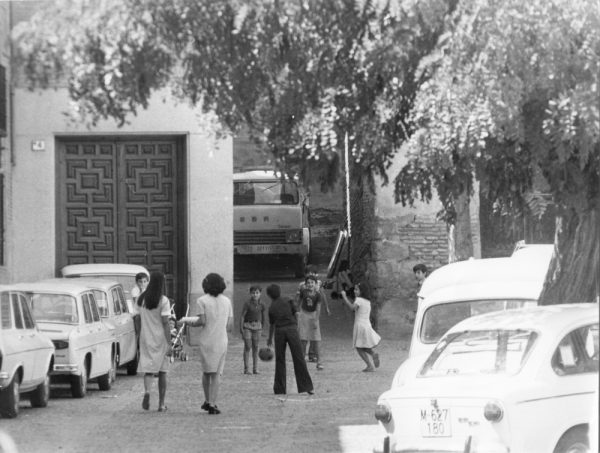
left=11, top=88, right=233, bottom=303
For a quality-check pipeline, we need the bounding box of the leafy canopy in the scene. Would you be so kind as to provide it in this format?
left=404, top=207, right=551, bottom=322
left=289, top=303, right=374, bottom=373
left=14, top=0, right=455, bottom=190
left=396, top=0, right=599, bottom=222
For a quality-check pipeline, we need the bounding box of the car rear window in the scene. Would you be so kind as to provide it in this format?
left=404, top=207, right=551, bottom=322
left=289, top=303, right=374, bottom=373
left=420, top=299, right=537, bottom=344
left=420, top=329, right=538, bottom=377
left=29, top=293, right=79, bottom=324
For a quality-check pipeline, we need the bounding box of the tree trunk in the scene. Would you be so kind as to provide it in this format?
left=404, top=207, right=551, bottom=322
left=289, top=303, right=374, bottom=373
left=448, top=190, right=474, bottom=263
left=538, top=205, right=600, bottom=304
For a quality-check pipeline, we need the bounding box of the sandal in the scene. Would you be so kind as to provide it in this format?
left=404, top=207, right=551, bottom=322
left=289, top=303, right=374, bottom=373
left=158, top=405, right=168, bottom=412
left=362, top=367, right=375, bottom=372
left=142, top=393, right=150, bottom=410
left=201, top=401, right=209, bottom=411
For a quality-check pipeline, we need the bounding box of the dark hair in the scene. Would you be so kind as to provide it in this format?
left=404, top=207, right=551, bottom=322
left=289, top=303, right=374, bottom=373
left=266, top=284, right=281, bottom=299
left=356, top=282, right=371, bottom=300
left=413, top=263, right=428, bottom=274
left=202, top=273, right=226, bottom=297
left=305, top=273, right=318, bottom=284
left=249, top=285, right=262, bottom=293
left=135, top=272, right=148, bottom=282
left=137, top=271, right=165, bottom=310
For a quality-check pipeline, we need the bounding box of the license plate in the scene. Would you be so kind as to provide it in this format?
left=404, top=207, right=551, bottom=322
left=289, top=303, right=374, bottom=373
left=419, top=407, right=451, bottom=437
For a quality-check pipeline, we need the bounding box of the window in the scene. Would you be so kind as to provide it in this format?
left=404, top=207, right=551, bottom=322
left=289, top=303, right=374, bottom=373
left=0, top=291, right=11, bottom=328
left=552, top=324, right=599, bottom=375
left=420, top=329, right=538, bottom=377
left=0, top=174, right=4, bottom=265
left=111, top=288, right=121, bottom=315
left=92, top=289, right=109, bottom=317
left=0, top=65, right=6, bottom=137
left=11, top=296, right=23, bottom=329
left=116, top=286, right=128, bottom=313
left=82, top=294, right=93, bottom=323
left=20, top=294, right=35, bottom=329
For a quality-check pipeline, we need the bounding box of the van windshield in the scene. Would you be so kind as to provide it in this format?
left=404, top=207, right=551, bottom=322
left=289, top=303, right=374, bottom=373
left=234, top=180, right=299, bottom=205
left=420, top=299, right=537, bottom=344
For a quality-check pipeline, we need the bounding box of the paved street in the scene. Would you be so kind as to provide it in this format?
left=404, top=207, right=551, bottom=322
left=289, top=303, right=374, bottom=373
left=1, top=273, right=409, bottom=453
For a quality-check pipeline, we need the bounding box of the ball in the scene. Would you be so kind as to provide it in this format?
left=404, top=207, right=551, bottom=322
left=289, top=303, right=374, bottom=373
left=258, top=347, right=274, bottom=362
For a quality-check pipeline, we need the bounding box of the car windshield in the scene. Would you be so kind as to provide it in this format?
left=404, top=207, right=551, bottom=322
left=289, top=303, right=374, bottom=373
left=420, top=299, right=537, bottom=344
left=234, top=180, right=299, bottom=205
left=29, top=293, right=79, bottom=324
left=420, top=329, right=538, bottom=377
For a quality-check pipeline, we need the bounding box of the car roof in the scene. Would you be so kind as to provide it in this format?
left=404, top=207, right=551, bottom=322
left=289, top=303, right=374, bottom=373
left=12, top=280, right=96, bottom=296
left=45, top=277, right=121, bottom=292
left=422, top=281, right=543, bottom=306
left=61, top=263, right=149, bottom=277
left=447, top=303, right=598, bottom=334
left=418, top=255, right=552, bottom=301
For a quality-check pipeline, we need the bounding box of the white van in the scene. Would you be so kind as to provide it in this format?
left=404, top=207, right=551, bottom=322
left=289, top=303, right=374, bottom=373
left=392, top=247, right=553, bottom=386
left=233, top=170, right=311, bottom=277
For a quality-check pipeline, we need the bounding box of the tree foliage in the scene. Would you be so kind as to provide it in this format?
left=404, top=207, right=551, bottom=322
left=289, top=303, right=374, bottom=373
left=395, top=0, right=599, bottom=301
left=13, top=0, right=456, bottom=191
left=396, top=0, right=599, bottom=222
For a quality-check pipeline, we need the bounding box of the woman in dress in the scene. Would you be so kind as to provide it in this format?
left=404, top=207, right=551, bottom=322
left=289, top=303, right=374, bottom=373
left=136, top=271, right=172, bottom=412
left=180, top=273, right=233, bottom=414
left=340, top=282, right=381, bottom=372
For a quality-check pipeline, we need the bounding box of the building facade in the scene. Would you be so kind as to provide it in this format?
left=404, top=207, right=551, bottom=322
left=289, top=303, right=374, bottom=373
left=1, top=4, right=233, bottom=312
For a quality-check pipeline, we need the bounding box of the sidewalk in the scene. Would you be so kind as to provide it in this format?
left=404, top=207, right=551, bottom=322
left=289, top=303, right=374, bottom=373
left=145, top=296, right=410, bottom=453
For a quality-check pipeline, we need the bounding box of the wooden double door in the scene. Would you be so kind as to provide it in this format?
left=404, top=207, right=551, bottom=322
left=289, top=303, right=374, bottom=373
left=56, top=136, right=186, bottom=302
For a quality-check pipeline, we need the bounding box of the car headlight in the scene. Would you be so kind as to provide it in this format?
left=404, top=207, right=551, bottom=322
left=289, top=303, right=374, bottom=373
left=285, top=230, right=302, bottom=243
left=375, top=402, right=392, bottom=424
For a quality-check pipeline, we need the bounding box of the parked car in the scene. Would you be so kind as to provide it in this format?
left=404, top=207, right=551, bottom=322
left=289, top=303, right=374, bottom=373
left=375, top=303, right=599, bottom=453
left=51, top=278, right=138, bottom=376
left=0, top=286, right=55, bottom=418
left=60, top=263, right=149, bottom=312
left=13, top=280, right=116, bottom=398
left=410, top=251, right=553, bottom=361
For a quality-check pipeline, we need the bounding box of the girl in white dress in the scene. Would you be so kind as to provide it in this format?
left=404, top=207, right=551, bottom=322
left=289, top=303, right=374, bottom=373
left=340, top=283, right=381, bottom=372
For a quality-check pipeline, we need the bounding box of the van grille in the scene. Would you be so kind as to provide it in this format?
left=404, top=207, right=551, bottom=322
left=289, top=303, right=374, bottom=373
left=234, top=231, right=291, bottom=245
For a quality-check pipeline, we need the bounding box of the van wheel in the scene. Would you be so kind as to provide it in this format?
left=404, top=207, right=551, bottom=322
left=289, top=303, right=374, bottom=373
left=554, top=427, right=589, bottom=453
left=0, top=376, right=20, bottom=418
left=30, top=373, right=50, bottom=408
left=71, top=367, right=88, bottom=398
left=294, top=255, right=306, bottom=278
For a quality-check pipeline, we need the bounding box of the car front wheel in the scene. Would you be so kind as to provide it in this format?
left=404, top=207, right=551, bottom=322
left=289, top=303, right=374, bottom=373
left=30, top=373, right=50, bottom=408
left=554, top=427, right=589, bottom=453
left=0, top=375, right=20, bottom=418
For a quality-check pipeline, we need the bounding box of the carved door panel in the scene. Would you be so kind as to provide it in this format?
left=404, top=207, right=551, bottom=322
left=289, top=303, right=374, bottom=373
left=56, top=138, right=185, bottom=301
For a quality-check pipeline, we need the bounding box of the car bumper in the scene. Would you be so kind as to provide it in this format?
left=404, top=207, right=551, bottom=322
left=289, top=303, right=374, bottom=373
left=0, top=371, right=11, bottom=388
left=52, top=363, right=80, bottom=374
left=374, top=435, right=510, bottom=453
left=234, top=244, right=306, bottom=255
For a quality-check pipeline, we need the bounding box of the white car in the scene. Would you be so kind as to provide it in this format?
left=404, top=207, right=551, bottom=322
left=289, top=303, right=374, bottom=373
left=14, top=280, right=116, bottom=398
left=52, top=278, right=138, bottom=376
left=60, top=263, right=149, bottom=312
left=375, top=303, right=599, bottom=453
left=410, top=251, right=553, bottom=361
left=0, top=286, right=55, bottom=418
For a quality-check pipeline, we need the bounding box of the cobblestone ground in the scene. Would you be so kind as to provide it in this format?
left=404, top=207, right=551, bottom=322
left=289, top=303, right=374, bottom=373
left=1, top=271, right=410, bottom=453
